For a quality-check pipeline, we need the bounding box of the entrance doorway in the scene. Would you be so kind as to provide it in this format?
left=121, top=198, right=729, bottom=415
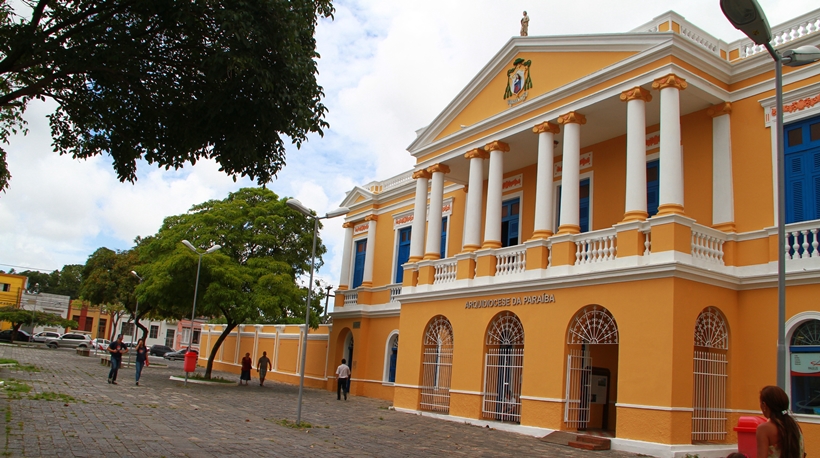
left=565, top=305, right=619, bottom=434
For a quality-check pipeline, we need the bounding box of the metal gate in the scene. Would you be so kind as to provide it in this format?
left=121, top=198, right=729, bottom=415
left=564, top=348, right=591, bottom=429
left=420, top=317, right=454, bottom=413
left=692, top=350, right=728, bottom=440
left=482, top=347, right=524, bottom=422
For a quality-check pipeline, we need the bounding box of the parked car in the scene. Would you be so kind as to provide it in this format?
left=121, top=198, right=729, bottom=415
left=45, top=333, right=92, bottom=349
left=32, top=331, right=61, bottom=343
left=0, top=329, right=32, bottom=342
left=149, top=344, right=174, bottom=357
left=91, top=338, right=110, bottom=350
left=164, top=348, right=197, bottom=361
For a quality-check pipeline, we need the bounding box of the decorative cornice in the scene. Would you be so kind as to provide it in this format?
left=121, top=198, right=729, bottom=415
left=707, top=101, right=732, bottom=118
left=342, top=222, right=355, bottom=229
left=464, top=148, right=489, bottom=160
left=557, top=111, right=587, bottom=125
left=364, top=215, right=378, bottom=222
left=532, top=122, right=560, bottom=134
left=412, top=169, right=432, bottom=180
left=619, top=86, right=652, bottom=103
left=484, top=140, right=510, bottom=153
left=427, top=163, right=451, bottom=174
left=652, top=73, right=687, bottom=91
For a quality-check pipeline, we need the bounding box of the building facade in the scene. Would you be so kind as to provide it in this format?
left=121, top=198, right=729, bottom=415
left=19, top=291, right=71, bottom=335
left=200, top=9, right=820, bottom=457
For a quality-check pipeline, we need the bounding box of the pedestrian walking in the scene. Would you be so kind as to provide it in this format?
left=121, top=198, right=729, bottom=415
left=239, top=352, right=252, bottom=386
left=107, top=334, right=128, bottom=385
left=134, top=338, right=149, bottom=386
left=336, top=358, right=351, bottom=400
left=757, top=385, right=805, bottom=458
left=257, top=351, right=272, bottom=386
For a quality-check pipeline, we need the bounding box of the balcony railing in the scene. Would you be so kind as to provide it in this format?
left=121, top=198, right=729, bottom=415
left=433, top=259, right=457, bottom=284
left=691, top=227, right=725, bottom=265
left=495, top=246, right=527, bottom=275
left=575, top=230, right=617, bottom=265
left=342, top=290, right=358, bottom=306
left=786, top=221, right=820, bottom=259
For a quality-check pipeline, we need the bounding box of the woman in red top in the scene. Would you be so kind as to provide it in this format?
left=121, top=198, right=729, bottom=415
left=239, top=352, right=252, bottom=386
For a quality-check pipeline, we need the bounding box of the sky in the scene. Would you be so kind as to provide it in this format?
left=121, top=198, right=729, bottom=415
left=1, top=0, right=817, bottom=311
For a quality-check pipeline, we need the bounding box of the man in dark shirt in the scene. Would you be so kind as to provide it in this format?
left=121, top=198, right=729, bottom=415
left=107, top=334, right=128, bottom=385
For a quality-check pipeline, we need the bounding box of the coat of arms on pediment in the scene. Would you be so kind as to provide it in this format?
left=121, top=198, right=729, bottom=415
left=504, top=58, right=532, bottom=107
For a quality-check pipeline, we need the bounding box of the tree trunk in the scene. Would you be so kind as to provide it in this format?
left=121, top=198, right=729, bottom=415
left=204, top=322, right=236, bottom=379
left=10, top=323, right=22, bottom=344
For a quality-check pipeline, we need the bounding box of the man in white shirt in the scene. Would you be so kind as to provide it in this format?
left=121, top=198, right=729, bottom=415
left=336, top=358, right=351, bottom=400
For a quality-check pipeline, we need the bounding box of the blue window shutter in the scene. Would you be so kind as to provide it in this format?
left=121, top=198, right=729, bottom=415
left=579, top=178, right=590, bottom=233
left=440, top=217, right=448, bottom=259
left=395, top=227, right=411, bottom=284
left=353, top=239, right=367, bottom=288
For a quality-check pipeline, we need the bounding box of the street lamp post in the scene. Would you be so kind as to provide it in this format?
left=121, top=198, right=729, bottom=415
left=286, top=199, right=349, bottom=425
left=128, top=271, right=143, bottom=366
left=324, top=285, right=334, bottom=322
left=721, top=0, right=820, bottom=389
left=181, top=240, right=222, bottom=386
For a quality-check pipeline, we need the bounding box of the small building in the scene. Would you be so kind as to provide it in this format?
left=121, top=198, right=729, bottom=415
left=19, top=291, right=71, bottom=335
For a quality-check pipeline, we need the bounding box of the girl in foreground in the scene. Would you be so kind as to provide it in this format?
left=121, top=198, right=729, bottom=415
left=757, top=386, right=805, bottom=458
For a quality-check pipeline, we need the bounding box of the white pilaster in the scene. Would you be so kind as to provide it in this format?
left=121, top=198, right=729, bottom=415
left=621, top=87, right=652, bottom=221
left=338, top=222, right=354, bottom=289
left=424, top=164, right=450, bottom=260
left=482, top=141, right=510, bottom=249
left=532, top=122, right=560, bottom=239
left=463, top=148, right=488, bottom=251
left=557, top=112, right=586, bottom=234
left=409, top=170, right=431, bottom=262
left=653, top=74, right=687, bottom=216
left=710, top=102, right=735, bottom=230
left=361, top=215, right=378, bottom=287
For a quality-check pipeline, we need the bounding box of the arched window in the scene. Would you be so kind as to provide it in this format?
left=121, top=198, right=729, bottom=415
left=482, top=312, right=524, bottom=423
left=691, top=307, right=729, bottom=442
left=790, top=318, right=820, bottom=415
left=383, top=332, right=399, bottom=383
left=420, top=316, right=454, bottom=413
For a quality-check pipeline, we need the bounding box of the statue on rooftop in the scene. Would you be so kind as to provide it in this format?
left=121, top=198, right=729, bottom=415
left=520, top=11, right=529, bottom=36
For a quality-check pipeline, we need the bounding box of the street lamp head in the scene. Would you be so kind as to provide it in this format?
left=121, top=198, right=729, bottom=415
left=205, top=244, right=222, bottom=254
left=131, top=271, right=143, bottom=281
left=720, top=0, right=771, bottom=45
left=286, top=199, right=313, bottom=217
left=181, top=239, right=197, bottom=253
left=325, top=207, right=350, bottom=219
left=782, top=46, right=820, bottom=67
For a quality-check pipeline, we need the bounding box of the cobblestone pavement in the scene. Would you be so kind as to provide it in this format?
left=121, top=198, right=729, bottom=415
left=0, top=345, right=645, bottom=457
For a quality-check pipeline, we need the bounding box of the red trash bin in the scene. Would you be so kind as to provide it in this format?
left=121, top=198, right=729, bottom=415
left=183, top=349, right=199, bottom=373
left=734, top=416, right=766, bottom=458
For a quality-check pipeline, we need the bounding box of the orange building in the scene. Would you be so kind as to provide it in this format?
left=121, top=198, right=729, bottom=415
left=203, top=8, right=820, bottom=456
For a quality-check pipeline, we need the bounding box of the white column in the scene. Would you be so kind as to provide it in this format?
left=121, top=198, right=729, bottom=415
left=338, top=222, right=354, bottom=289
left=482, top=141, right=510, bottom=249
left=532, top=122, right=560, bottom=239
left=710, top=102, right=735, bottom=230
left=621, top=87, right=652, bottom=221
left=424, top=164, right=450, bottom=260
left=361, top=215, right=378, bottom=287
left=557, top=112, right=586, bottom=234
left=409, top=170, right=431, bottom=262
left=653, top=74, right=687, bottom=215
left=462, top=148, right=488, bottom=251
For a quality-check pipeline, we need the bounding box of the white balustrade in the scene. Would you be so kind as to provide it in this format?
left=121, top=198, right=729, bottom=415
left=390, top=286, right=402, bottom=302
left=433, top=259, right=458, bottom=284
left=785, top=222, right=820, bottom=260
left=739, top=12, right=820, bottom=58
left=640, top=227, right=652, bottom=256
left=343, top=290, right=358, bottom=306
left=691, top=229, right=725, bottom=265
left=575, top=231, right=617, bottom=265
left=495, top=247, right=527, bottom=276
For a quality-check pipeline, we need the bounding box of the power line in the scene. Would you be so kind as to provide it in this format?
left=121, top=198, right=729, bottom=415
left=0, top=263, right=58, bottom=273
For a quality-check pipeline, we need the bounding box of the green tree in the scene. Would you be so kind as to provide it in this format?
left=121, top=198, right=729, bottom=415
left=139, top=187, right=324, bottom=378
left=79, top=248, right=150, bottom=339
left=19, top=264, right=83, bottom=298
left=0, top=306, right=77, bottom=343
left=0, top=0, right=334, bottom=192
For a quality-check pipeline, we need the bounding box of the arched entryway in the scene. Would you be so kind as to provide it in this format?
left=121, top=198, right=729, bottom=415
left=384, top=332, right=399, bottom=383
left=420, top=316, right=454, bottom=413
left=691, top=306, right=729, bottom=442
left=482, top=311, right=524, bottom=423
left=565, top=305, right=619, bottom=433
left=788, top=316, right=820, bottom=415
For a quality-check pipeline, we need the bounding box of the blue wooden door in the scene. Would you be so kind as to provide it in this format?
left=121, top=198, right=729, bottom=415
left=395, top=227, right=412, bottom=284
left=353, top=239, right=366, bottom=288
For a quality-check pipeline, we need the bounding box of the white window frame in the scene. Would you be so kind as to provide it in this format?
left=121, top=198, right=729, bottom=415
left=553, top=171, right=593, bottom=233
left=501, top=190, right=524, bottom=247
left=382, top=330, right=399, bottom=384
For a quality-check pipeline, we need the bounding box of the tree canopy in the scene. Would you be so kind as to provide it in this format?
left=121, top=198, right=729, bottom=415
left=17, top=264, right=83, bottom=298
left=138, top=187, right=325, bottom=377
left=0, top=0, right=334, bottom=192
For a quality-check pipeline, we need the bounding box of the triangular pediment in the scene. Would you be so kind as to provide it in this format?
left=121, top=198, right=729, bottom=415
left=407, top=33, right=674, bottom=156
left=340, top=187, right=375, bottom=208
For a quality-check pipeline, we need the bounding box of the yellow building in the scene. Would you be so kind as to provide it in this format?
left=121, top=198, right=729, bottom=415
left=0, top=273, right=28, bottom=330
left=203, top=9, right=820, bottom=456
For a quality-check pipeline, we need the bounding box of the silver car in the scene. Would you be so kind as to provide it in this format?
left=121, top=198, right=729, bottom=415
left=46, top=333, right=93, bottom=349
left=32, top=331, right=61, bottom=343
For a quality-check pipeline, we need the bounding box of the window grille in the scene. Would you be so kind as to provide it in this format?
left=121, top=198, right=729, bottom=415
left=420, top=316, right=453, bottom=413
left=567, top=305, right=619, bottom=345
left=692, top=307, right=729, bottom=442
left=482, top=312, right=524, bottom=423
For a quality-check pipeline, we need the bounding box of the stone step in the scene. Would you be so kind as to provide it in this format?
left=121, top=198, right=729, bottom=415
left=568, top=440, right=610, bottom=451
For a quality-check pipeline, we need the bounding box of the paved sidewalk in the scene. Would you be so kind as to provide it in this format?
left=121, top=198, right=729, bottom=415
left=0, top=345, right=643, bottom=457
